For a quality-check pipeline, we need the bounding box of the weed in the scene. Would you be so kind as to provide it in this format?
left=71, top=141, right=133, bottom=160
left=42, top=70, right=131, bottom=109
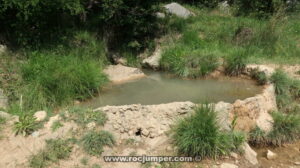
left=270, top=70, right=290, bottom=95
left=172, top=105, right=245, bottom=158
left=91, top=164, right=102, bottom=168
left=80, top=157, right=89, bottom=165
left=248, top=126, right=268, bottom=147
left=51, top=121, right=63, bottom=132
left=68, top=107, right=107, bottom=127
left=13, top=113, right=37, bottom=136
left=30, top=139, right=73, bottom=168
left=81, top=130, right=115, bottom=156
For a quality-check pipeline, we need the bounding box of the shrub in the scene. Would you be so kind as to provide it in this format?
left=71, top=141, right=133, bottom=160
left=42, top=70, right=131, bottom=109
left=13, top=113, right=37, bottom=136
left=172, top=105, right=245, bottom=158
left=68, top=107, right=107, bottom=127
left=270, top=70, right=290, bottom=95
left=21, top=53, right=108, bottom=109
left=30, top=139, right=73, bottom=168
left=224, top=49, right=248, bottom=76
left=81, top=130, right=115, bottom=156
left=250, top=68, right=268, bottom=85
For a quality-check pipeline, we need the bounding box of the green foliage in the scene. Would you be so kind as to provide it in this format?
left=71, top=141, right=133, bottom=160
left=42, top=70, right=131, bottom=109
left=30, top=139, right=73, bottom=168
left=249, top=112, right=300, bottom=146
left=68, top=107, right=107, bottom=127
left=13, top=113, right=37, bottom=136
left=51, top=121, right=63, bottom=132
left=172, top=105, right=245, bottom=158
left=81, top=130, right=115, bottom=156
left=250, top=68, right=268, bottom=85
left=20, top=52, right=108, bottom=110
left=224, top=49, right=248, bottom=76
left=268, top=112, right=300, bottom=146
left=160, top=30, right=219, bottom=78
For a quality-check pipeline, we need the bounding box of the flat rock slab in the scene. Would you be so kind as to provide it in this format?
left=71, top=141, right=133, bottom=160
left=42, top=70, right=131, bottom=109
left=164, top=3, right=194, bottom=18
left=104, top=64, right=146, bottom=84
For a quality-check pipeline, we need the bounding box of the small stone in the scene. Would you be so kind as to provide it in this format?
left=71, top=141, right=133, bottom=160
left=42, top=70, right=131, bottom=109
left=31, top=131, right=40, bottom=137
left=0, top=111, right=11, bottom=119
left=86, top=122, right=96, bottom=130
left=220, top=163, right=238, bottom=168
left=230, top=152, right=238, bottom=159
left=242, top=143, right=258, bottom=165
left=142, top=129, right=150, bottom=137
left=34, top=111, right=47, bottom=122
left=266, top=150, right=277, bottom=160
left=294, top=162, right=300, bottom=165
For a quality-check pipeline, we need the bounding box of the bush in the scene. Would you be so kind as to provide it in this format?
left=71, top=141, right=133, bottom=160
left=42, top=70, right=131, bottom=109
left=68, top=107, right=107, bottom=127
left=172, top=105, right=245, bottom=158
left=81, top=130, right=115, bottom=156
left=13, top=113, right=37, bottom=136
left=30, top=139, right=73, bottom=168
left=21, top=52, right=108, bottom=110
left=224, top=49, right=248, bottom=76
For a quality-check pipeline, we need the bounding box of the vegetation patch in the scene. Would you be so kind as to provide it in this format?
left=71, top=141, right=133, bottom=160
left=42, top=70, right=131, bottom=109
left=51, top=121, right=63, bottom=132
left=13, top=113, right=37, bottom=136
left=29, top=139, right=73, bottom=168
left=250, top=68, right=268, bottom=85
left=68, top=107, right=107, bottom=127
left=249, top=112, right=300, bottom=146
left=172, top=105, right=245, bottom=158
left=81, top=130, right=115, bottom=156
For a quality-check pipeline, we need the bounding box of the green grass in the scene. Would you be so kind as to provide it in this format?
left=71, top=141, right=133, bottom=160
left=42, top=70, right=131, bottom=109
left=250, top=68, right=268, bottom=85
left=172, top=105, right=245, bottom=158
left=30, top=139, right=73, bottom=168
left=51, top=120, right=63, bottom=132
left=13, top=113, right=37, bottom=136
left=67, top=106, right=107, bottom=127
left=159, top=7, right=300, bottom=78
left=249, top=112, right=300, bottom=146
left=81, top=130, right=115, bottom=156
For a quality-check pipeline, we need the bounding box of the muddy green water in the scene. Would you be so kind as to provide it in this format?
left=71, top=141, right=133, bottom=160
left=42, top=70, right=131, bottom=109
left=85, top=71, right=263, bottom=107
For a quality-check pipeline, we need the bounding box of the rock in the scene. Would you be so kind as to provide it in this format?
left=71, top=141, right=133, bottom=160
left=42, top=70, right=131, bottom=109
left=230, top=152, right=238, bottom=159
left=0, top=44, right=7, bottom=55
left=142, top=47, right=162, bottom=70
left=115, top=57, right=127, bottom=65
left=266, top=150, right=277, bottom=160
left=104, top=64, right=146, bottom=83
left=220, top=163, right=238, bottom=168
left=86, top=122, right=96, bottom=130
left=31, top=131, right=40, bottom=137
left=156, top=12, right=166, bottom=18
left=245, top=64, right=275, bottom=78
left=0, top=111, right=11, bottom=119
left=242, top=143, right=258, bottom=165
left=34, top=111, right=47, bottom=122
left=214, top=102, right=232, bottom=131
left=0, top=89, right=8, bottom=109
left=164, top=3, right=194, bottom=19
left=294, top=162, right=300, bottom=165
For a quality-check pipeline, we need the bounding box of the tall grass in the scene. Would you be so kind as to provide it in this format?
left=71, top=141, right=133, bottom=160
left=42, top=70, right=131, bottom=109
left=172, top=105, right=245, bottom=158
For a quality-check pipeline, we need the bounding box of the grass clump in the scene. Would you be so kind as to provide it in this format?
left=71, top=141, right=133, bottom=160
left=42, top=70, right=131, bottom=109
left=224, top=49, right=248, bottom=76
left=51, top=121, right=63, bottom=132
left=30, top=139, right=73, bottom=168
left=13, top=113, right=37, bottom=136
left=21, top=53, right=108, bottom=110
left=68, top=107, right=107, bottom=127
left=172, top=105, right=245, bottom=158
left=160, top=30, right=219, bottom=78
left=250, top=68, right=268, bottom=85
left=81, top=130, right=115, bottom=156
left=249, top=112, right=300, bottom=146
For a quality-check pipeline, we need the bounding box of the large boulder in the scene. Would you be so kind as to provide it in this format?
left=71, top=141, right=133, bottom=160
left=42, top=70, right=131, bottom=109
left=104, top=64, right=146, bottom=83
left=164, top=3, right=194, bottom=19
left=0, top=89, right=8, bottom=110
left=142, top=48, right=162, bottom=70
